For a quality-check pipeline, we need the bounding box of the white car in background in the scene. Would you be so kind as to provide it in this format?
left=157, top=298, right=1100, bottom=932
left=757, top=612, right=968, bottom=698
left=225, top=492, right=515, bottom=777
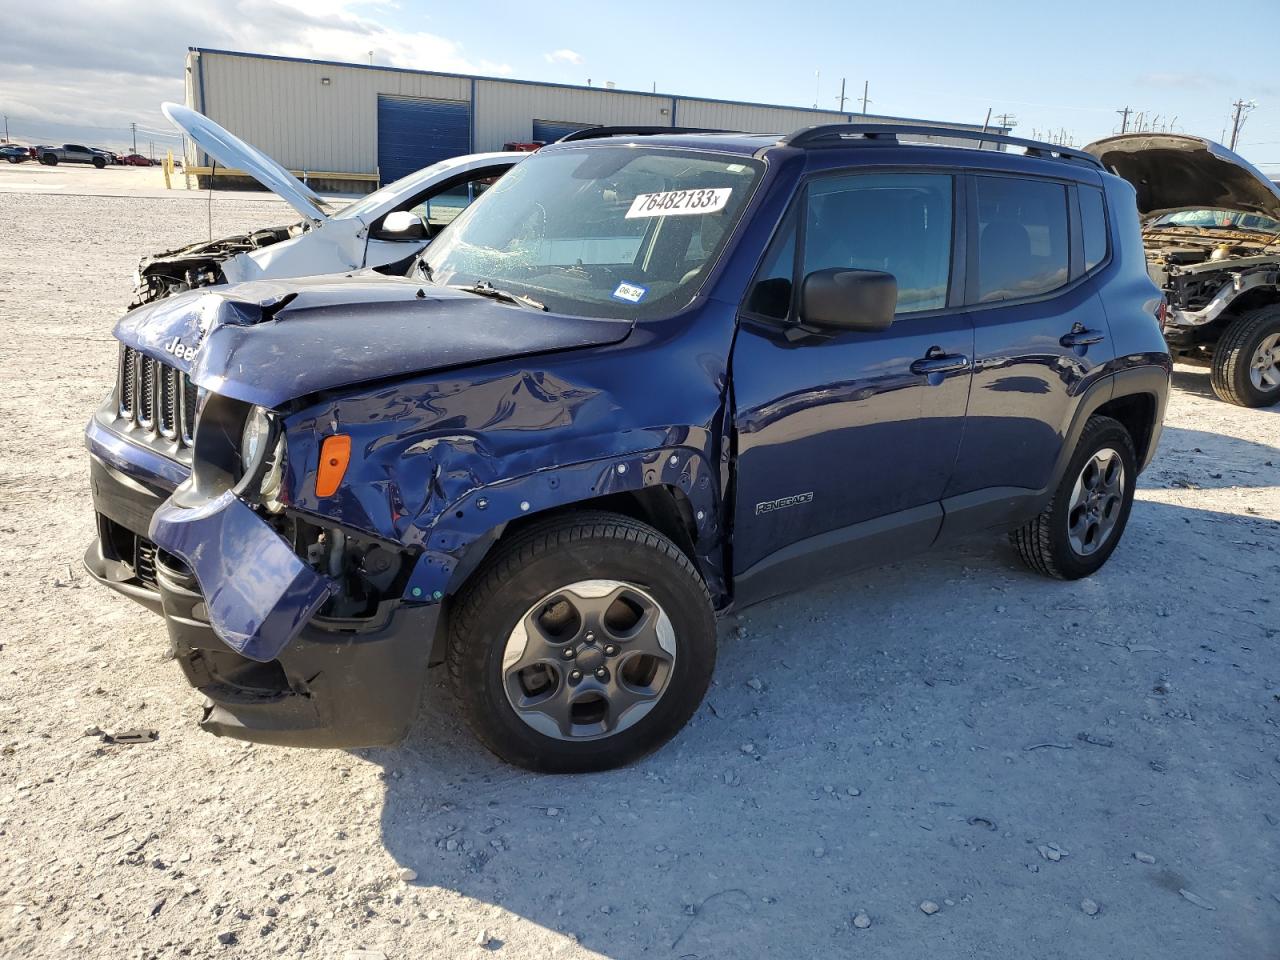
left=132, top=102, right=526, bottom=305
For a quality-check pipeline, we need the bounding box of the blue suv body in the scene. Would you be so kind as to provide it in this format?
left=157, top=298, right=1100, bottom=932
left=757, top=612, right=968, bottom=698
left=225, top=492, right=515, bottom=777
left=85, top=125, right=1169, bottom=771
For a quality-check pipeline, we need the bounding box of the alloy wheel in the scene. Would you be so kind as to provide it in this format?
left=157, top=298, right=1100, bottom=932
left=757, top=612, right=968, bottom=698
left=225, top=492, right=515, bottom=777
left=1067, top=447, right=1126, bottom=557
left=1250, top=332, right=1280, bottom=392
left=501, top=580, right=676, bottom=741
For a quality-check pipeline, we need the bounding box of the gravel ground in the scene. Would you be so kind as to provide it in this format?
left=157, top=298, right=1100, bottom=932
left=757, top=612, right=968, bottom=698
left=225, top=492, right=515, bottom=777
left=1, top=187, right=1278, bottom=960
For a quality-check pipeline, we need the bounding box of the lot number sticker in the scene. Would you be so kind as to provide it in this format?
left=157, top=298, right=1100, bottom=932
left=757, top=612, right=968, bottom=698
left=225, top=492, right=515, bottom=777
left=626, top=187, right=732, bottom=218
left=612, top=281, right=648, bottom=303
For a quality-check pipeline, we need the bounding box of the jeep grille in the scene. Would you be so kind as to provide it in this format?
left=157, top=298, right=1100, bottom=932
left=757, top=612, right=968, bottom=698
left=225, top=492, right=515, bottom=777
left=117, top=345, right=196, bottom=447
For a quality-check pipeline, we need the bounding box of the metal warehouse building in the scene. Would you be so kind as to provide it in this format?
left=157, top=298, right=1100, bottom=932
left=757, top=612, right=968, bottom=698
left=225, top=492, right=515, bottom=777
left=185, top=47, right=1002, bottom=191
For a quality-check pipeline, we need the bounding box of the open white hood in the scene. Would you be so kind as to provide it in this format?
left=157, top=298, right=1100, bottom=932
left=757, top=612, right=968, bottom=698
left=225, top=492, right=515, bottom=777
left=162, top=102, right=332, bottom=222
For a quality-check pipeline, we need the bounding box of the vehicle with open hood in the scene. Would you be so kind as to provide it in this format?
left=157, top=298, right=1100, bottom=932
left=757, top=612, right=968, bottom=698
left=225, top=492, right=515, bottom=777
left=1086, top=133, right=1280, bottom=406
left=131, top=103, right=525, bottom=306
left=84, top=124, right=1167, bottom=771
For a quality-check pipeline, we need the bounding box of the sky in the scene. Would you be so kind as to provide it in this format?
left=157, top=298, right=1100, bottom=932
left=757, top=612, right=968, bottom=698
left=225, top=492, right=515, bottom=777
left=6, top=0, right=1280, bottom=171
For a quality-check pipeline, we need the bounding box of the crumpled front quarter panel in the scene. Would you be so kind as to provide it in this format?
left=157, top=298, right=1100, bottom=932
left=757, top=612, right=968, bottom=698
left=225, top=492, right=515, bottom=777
left=282, top=301, right=741, bottom=601
left=149, top=490, right=335, bottom=662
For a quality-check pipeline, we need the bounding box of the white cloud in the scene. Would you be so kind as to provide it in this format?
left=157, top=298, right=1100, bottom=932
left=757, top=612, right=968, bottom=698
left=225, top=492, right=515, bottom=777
left=0, top=0, right=512, bottom=148
left=543, top=49, right=583, bottom=66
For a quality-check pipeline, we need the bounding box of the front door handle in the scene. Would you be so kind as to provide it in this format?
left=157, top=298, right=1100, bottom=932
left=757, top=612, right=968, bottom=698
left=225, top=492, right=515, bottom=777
left=1060, top=325, right=1106, bottom=348
left=910, top=349, right=970, bottom=376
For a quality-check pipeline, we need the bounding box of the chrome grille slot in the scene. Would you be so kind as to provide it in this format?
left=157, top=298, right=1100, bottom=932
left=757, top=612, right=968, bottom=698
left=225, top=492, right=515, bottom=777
left=137, top=355, right=156, bottom=428
left=158, top=364, right=178, bottom=439
left=118, top=346, right=137, bottom=419
left=180, top=372, right=196, bottom=445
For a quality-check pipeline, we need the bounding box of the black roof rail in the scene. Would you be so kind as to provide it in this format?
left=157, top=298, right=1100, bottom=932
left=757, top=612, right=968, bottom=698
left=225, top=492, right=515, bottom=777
left=557, top=125, right=730, bottom=143
left=780, top=123, right=1104, bottom=169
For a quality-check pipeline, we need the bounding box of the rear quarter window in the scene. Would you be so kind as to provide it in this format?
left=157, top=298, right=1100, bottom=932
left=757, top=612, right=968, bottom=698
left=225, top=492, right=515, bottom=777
left=1079, top=186, right=1108, bottom=273
left=975, top=175, right=1069, bottom=303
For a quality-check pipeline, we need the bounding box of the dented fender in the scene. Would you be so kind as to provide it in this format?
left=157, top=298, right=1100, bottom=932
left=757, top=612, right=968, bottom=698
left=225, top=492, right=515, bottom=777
left=280, top=300, right=741, bottom=606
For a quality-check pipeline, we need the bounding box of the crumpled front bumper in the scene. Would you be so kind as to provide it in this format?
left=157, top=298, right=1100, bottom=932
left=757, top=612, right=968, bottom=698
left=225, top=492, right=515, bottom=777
left=149, top=490, right=335, bottom=663
left=86, top=419, right=438, bottom=748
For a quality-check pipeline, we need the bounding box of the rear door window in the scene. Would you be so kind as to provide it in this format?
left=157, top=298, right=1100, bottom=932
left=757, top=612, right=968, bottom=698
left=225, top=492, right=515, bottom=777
left=974, top=176, right=1069, bottom=302
left=1078, top=185, right=1108, bottom=273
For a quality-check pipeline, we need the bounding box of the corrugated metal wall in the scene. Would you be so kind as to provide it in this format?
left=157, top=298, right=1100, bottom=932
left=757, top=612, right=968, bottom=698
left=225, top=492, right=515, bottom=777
left=193, top=50, right=469, bottom=174
left=188, top=49, right=999, bottom=178
left=675, top=99, right=849, bottom=133
left=473, top=80, right=666, bottom=151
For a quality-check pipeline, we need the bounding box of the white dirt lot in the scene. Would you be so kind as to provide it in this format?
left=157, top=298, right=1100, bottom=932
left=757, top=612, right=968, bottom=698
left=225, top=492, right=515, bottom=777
left=1, top=178, right=1278, bottom=960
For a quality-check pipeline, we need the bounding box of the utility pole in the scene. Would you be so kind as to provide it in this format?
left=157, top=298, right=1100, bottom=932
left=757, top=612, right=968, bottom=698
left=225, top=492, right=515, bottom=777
left=860, top=80, right=871, bottom=114
left=994, top=112, right=1017, bottom=131
left=1117, top=106, right=1131, bottom=133
left=1229, top=98, right=1256, bottom=150
left=130, top=122, right=137, bottom=154
left=2, top=114, right=8, bottom=143
left=836, top=77, right=847, bottom=112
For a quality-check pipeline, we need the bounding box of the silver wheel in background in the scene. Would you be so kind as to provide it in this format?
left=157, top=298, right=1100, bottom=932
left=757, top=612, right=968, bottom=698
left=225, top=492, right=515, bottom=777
left=1067, top=447, right=1126, bottom=557
left=501, top=580, right=676, bottom=741
left=1249, top=332, right=1280, bottom=392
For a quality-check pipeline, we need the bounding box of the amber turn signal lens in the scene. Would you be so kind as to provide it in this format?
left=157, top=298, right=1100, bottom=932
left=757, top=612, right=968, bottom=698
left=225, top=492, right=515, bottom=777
left=315, top=435, right=351, bottom=497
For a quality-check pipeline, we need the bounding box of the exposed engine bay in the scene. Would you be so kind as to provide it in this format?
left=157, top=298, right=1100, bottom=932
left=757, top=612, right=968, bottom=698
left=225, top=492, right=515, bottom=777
left=131, top=224, right=299, bottom=306
left=1142, top=225, right=1280, bottom=331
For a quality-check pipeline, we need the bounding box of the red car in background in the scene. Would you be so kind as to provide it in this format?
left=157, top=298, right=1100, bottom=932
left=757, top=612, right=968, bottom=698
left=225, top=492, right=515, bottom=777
left=121, top=154, right=153, bottom=166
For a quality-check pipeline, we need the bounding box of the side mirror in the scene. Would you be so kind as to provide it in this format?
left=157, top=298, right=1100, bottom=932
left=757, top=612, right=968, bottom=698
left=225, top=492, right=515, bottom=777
left=800, top=268, right=897, bottom=332
left=376, top=210, right=428, bottom=241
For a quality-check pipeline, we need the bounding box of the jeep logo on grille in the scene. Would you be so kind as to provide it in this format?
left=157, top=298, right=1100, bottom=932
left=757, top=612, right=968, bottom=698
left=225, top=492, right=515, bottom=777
left=162, top=335, right=197, bottom=363
left=755, top=491, right=814, bottom=515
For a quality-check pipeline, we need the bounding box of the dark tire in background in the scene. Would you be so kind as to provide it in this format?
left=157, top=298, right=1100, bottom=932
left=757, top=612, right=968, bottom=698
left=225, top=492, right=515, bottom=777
left=1011, top=415, right=1137, bottom=580
left=446, top=512, right=716, bottom=772
left=1210, top=307, right=1280, bottom=407
left=41, top=154, right=58, bottom=166
left=92, top=156, right=106, bottom=169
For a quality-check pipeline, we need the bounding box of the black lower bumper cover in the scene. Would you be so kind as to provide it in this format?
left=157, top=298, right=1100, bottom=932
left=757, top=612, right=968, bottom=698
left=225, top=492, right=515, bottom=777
left=85, top=535, right=439, bottom=749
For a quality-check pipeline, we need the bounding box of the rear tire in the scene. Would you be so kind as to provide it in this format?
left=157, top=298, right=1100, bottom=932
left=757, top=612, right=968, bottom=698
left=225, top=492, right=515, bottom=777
left=41, top=154, right=57, bottom=166
left=1210, top=307, right=1280, bottom=406
left=446, top=511, right=716, bottom=772
left=1011, top=415, right=1137, bottom=580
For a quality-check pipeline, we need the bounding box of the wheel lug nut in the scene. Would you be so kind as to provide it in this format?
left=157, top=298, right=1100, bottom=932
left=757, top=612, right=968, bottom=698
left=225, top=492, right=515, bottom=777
left=561, top=647, right=575, bottom=659
left=584, top=632, right=595, bottom=644
left=569, top=669, right=582, bottom=682
left=604, top=645, right=617, bottom=656
left=595, top=668, right=608, bottom=681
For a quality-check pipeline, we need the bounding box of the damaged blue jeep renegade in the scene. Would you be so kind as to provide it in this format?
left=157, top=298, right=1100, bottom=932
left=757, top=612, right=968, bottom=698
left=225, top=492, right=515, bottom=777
left=85, top=124, right=1170, bottom=771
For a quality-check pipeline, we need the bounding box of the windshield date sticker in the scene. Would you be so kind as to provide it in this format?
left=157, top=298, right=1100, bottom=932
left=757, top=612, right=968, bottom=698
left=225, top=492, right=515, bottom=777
left=625, top=187, right=732, bottom=219
left=612, top=281, right=648, bottom=303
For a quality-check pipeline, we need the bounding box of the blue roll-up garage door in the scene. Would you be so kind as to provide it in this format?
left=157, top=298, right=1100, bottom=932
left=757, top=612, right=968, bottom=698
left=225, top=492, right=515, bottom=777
left=377, top=95, right=470, bottom=185
left=532, top=119, right=593, bottom=143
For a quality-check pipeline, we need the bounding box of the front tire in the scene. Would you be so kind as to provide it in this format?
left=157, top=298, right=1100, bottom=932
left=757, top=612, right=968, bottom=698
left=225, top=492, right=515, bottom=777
left=446, top=512, right=716, bottom=772
left=1210, top=307, right=1280, bottom=407
left=1011, top=415, right=1137, bottom=580
left=92, top=156, right=106, bottom=169
left=41, top=154, right=57, bottom=166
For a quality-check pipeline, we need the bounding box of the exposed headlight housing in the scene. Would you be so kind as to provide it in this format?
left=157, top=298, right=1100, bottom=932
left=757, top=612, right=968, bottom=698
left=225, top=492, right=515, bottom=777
left=240, top=406, right=272, bottom=477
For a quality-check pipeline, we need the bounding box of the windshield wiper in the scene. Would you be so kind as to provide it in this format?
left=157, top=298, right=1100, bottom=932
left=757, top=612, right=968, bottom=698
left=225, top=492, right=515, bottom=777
left=415, top=258, right=434, bottom=282
left=457, top=280, right=547, bottom=311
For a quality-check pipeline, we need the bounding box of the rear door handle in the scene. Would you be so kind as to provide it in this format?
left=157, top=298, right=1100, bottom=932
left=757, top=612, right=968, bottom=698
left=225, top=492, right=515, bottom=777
left=910, top=351, right=970, bottom=375
left=1060, top=327, right=1105, bottom=347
